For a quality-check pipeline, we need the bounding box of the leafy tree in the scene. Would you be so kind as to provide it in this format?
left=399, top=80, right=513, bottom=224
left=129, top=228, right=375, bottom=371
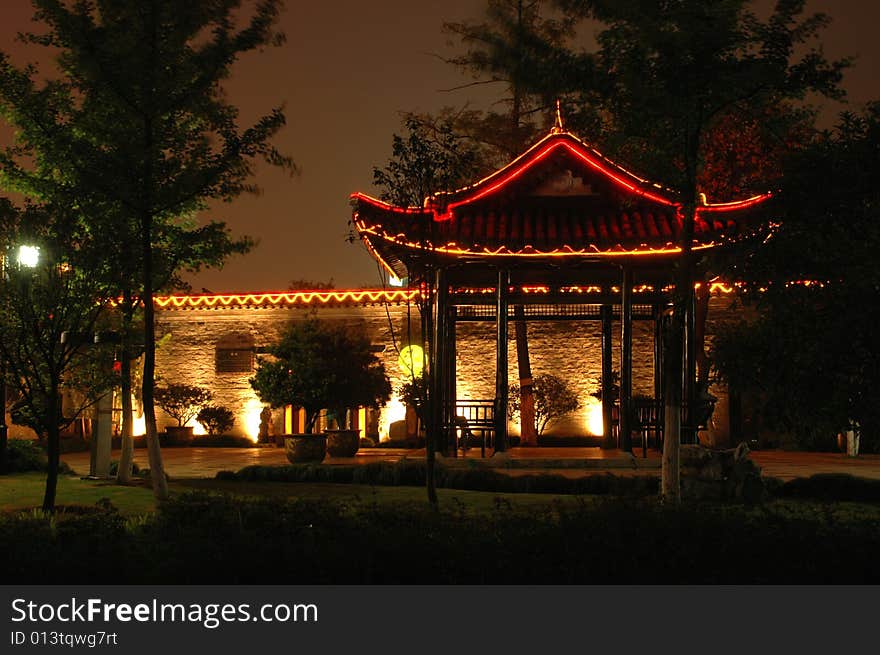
left=250, top=319, right=391, bottom=435
left=0, top=203, right=116, bottom=510
left=547, top=0, right=848, bottom=501
left=713, top=103, right=880, bottom=453
left=0, top=0, right=292, bottom=499
left=442, top=0, right=580, bottom=160
left=371, top=115, right=486, bottom=507
left=154, top=384, right=212, bottom=428
left=397, top=374, right=429, bottom=426
left=372, top=114, right=487, bottom=207
left=509, top=373, right=581, bottom=435
left=196, top=405, right=235, bottom=437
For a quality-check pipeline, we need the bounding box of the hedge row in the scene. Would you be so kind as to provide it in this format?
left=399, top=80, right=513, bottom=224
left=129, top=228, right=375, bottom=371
left=1, top=491, right=878, bottom=584
left=217, top=462, right=660, bottom=496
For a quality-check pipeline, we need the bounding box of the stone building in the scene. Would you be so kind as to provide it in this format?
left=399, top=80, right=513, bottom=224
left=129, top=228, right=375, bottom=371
left=152, top=286, right=742, bottom=447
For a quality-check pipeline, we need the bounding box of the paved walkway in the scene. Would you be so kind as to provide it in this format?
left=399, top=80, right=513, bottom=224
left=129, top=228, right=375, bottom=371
left=60, top=446, right=880, bottom=481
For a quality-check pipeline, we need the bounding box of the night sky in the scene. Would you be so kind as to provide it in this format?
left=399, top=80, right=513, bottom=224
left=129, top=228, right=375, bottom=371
left=1, top=0, right=877, bottom=292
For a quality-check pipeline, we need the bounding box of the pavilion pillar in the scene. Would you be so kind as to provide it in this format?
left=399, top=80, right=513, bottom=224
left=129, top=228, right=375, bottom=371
left=494, top=269, right=510, bottom=453
left=431, top=268, right=450, bottom=455
left=684, top=287, right=697, bottom=445
left=600, top=304, right=615, bottom=449
left=446, top=308, right=457, bottom=456
left=619, top=267, right=633, bottom=453
left=653, top=304, right=664, bottom=450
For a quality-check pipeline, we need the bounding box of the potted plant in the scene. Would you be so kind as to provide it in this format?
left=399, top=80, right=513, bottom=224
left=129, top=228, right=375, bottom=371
left=154, top=384, right=212, bottom=444
left=250, top=318, right=391, bottom=463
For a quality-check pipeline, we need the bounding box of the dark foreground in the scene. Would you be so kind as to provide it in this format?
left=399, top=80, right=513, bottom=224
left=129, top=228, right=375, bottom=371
left=2, top=489, right=878, bottom=584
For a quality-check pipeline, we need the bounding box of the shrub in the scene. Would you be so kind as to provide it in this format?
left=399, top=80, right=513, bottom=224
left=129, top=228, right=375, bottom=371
left=154, top=384, right=212, bottom=427
left=4, top=439, right=47, bottom=473
left=196, top=405, right=235, bottom=436
left=775, top=473, right=880, bottom=502
left=3, top=439, right=72, bottom=474
left=509, top=373, right=581, bottom=435
left=219, top=461, right=660, bottom=496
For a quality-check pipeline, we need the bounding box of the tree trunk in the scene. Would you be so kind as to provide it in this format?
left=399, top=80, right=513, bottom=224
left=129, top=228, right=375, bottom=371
left=423, top=273, right=438, bottom=508
left=141, top=281, right=167, bottom=499
left=661, top=200, right=697, bottom=503
left=42, top=390, right=61, bottom=512
left=116, top=297, right=135, bottom=484
left=139, top=45, right=168, bottom=499
left=661, top=307, right=683, bottom=504
left=514, top=306, right=537, bottom=445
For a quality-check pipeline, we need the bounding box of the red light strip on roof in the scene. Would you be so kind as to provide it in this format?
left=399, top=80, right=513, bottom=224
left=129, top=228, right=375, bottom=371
left=436, top=139, right=678, bottom=221
left=154, top=289, right=421, bottom=309
left=356, top=220, right=720, bottom=258
left=697, top=193, right=772, bottom=213
left=350, top=193, right=428, bottom=214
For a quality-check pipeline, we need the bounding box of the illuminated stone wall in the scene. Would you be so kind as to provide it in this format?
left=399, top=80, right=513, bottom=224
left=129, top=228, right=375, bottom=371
left=155, top=295, right=740, bottom=446
left=155, top=303, right=423, bottom=441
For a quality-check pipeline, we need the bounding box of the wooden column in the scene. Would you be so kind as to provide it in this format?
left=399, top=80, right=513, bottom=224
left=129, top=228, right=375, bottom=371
left=494, top=269, right=509, bottom=453
left=653, top=304, right=664, bottom=450
left=513, top=305, right=537, bottom=445
left=684, top=288, right=697, bottom=445
left=446, top=308, right=457, bottom=456
left=430, top=268, right=449, bottom=455
left=619, top=267, right=633, bottom=453
left=600, top=303, right=615, bottom=449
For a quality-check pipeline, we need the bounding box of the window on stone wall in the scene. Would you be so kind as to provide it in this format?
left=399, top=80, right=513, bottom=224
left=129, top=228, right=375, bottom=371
left=215, top=333, right=255, bottom=373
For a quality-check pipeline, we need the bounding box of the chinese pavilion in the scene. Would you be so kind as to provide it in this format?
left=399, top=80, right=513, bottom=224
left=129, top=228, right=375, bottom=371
left=351, top=119, right=773, bottom=454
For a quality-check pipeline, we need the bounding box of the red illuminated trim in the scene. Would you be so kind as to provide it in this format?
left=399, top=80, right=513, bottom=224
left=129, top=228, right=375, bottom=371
left=350, top=192, right=429, bottom=214
left=697, top=193, right=772, bottom=214
left=356, top=220, right=721, bottom=258
left=156, top=282, right=746, bottom=311
left=435, top=136, right=678, bottom=221
left=155, top=289, right=421, bottom=309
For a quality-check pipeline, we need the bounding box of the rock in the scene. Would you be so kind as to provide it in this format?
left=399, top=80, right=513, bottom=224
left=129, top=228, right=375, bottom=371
left=679, top=444, right=766, bottom=502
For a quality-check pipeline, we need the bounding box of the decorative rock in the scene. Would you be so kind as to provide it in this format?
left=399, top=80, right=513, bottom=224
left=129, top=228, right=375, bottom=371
left=679, top=443, right=765, bottom=502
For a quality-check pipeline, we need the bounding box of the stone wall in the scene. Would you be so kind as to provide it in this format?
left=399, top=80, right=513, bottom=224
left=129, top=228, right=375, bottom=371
left=153, top=294, right=742, bottom=444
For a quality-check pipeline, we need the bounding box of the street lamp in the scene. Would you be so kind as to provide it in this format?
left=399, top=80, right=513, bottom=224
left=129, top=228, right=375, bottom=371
left=16, top=245, right=40, bottom=269
left=0, top=244, right=40, bottom=470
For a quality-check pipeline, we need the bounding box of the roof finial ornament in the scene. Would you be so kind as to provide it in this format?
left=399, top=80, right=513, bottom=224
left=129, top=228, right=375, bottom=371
left=552, top=98, right=565, bottom=134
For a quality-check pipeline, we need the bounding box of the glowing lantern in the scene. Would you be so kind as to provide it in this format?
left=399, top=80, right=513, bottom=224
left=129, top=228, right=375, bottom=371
left=398, top=344, right=425, bottom=378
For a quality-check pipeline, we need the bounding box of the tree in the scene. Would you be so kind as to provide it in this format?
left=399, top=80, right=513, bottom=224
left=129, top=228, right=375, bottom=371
left=0, top=0, right=292, bottom=499
left=509, top=373, right=581, bottom=435
left=713, top=103, right=880, bottom=453
left=250, top=319, right=391, bottom=434
left=154, top=384, right=212, bottom=428
left=550, top=0, right=848, bottom=501
left=443, top=0, right=580, bottom=160
left=373, top=114, right=487, bottom=207
left=372, top=115, right=487, bottom=507
left=0, top=203, right=116, bottom=510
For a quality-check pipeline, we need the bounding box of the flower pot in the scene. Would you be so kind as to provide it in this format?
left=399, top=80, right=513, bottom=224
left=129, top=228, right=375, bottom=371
left=284, top=434, right=326, bottom=464
left=324, top=429, right=360, bottom=458
left=163, top=425, right=194, bottom=446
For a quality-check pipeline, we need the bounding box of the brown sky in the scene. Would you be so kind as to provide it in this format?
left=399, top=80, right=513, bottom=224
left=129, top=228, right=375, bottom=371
left=1, top=0, right=877, bottom=292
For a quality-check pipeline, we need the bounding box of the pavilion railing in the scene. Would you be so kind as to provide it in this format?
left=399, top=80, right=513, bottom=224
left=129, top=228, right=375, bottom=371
left=454, top=399, right=495, bottom=457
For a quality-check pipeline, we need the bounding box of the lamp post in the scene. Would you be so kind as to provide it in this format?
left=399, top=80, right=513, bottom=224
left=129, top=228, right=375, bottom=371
left=0, top=244, right=40, bottom=472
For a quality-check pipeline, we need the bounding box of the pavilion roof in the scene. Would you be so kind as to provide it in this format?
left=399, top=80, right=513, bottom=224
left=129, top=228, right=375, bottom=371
left=351, top=129, right=774, bottom=278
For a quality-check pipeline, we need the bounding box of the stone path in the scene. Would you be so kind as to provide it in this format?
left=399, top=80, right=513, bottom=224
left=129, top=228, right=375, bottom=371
left=60, top=446, right=880, bottom=481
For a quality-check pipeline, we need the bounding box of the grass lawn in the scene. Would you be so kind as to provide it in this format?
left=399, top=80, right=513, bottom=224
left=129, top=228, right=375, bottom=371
left=0, top=472, right=589, bottom=516
left=0, top=473, right=158, bottom=514
left=4, top=472, right=880, bottom=523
